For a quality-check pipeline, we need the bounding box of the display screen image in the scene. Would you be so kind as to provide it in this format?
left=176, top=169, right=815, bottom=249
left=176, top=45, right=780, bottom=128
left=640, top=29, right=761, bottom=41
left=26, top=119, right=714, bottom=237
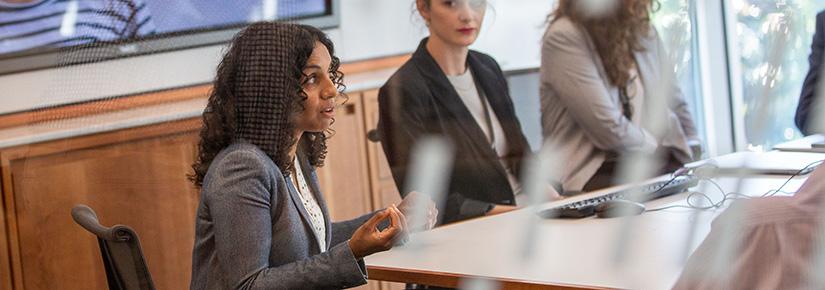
left=0, top=0, right=336, bottom=74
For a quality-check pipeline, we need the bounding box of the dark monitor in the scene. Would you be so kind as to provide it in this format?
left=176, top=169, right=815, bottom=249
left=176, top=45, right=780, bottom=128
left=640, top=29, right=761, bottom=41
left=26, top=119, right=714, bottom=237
left=0, top=0, right=339, bottom=75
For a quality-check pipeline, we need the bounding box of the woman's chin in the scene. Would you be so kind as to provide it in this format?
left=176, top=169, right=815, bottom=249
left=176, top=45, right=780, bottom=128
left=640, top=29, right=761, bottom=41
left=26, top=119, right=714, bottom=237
left=307, top=122, right=332, bottom=133
left=451, top=34, right=478, bottom=47
left=305, top=128, right=327, bottom=134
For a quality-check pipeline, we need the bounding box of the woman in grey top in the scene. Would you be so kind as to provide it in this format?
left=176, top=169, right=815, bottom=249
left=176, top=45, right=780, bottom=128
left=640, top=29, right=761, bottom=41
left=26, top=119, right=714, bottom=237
left=188, top=22, right=437, bottom=290
left=540, top=0, right=701, bottom=194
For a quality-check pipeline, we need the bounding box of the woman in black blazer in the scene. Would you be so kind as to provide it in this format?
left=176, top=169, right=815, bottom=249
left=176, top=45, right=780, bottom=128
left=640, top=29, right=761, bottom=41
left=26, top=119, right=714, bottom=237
left=378, top=0, right=542, bottom=225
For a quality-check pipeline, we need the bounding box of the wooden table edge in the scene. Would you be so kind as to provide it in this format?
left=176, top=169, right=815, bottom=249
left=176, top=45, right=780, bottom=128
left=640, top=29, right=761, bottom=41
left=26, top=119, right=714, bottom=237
left=366, top=265, right=620, bottom=290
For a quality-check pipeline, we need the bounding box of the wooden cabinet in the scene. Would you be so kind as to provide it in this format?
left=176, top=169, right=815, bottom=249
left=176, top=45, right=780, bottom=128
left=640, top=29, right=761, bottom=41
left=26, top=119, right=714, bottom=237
left=361, top=90, right=406, bottom=290
left=0, top=119, right=201, bottom=290
left=0, top=89, right=404, bottom=290
left=316, top=98, right=374, bottom=222
left=316, top=94, right=379, bottom=290
left=316, top=90, right=403, bottom=290
left=361, top=89, right=403, bottom=210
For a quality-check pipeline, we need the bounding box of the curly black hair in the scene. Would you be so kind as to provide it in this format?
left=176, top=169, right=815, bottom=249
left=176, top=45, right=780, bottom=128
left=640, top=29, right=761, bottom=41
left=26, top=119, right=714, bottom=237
left=189, top=22, right=345, bottom=187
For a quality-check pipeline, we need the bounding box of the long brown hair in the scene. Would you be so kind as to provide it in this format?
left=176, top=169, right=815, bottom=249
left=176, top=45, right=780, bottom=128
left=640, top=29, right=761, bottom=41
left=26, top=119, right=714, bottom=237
left=189, top=22, right=344, bottom=187
left=551, top=0, right=658, bottom=116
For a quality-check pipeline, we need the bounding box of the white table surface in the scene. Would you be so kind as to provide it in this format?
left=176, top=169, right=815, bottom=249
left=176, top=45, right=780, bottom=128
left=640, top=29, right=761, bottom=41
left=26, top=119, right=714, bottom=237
left=774, top=134, right=825, bottom=153
left=365, top=153, right=815, bottom=289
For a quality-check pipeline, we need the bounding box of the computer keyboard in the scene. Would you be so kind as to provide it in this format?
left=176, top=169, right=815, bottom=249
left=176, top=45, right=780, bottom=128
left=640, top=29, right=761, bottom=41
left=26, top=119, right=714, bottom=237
left=538, top=176, right=699, bottom=219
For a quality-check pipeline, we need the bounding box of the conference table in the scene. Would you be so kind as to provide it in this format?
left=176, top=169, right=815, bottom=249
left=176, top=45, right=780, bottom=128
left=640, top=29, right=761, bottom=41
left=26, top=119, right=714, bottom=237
left=364, top=149, right=825, bottom=289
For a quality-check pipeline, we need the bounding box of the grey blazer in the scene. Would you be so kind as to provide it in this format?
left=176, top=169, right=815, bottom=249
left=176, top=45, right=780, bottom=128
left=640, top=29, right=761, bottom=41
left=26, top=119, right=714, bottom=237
left=540, top=17, right=699, bottom=193
left=190, top=142, right=374, bottom=290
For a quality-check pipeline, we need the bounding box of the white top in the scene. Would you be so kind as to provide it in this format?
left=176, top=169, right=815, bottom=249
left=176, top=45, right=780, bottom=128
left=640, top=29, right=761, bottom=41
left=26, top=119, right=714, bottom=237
left=447, top=69, right=522, bottom=194
left=293, top=156, right=327, bottom=252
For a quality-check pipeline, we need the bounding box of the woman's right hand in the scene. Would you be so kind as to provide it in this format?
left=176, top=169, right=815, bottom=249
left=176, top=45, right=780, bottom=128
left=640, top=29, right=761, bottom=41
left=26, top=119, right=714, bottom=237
left=348, top=205, right=408, bottom=259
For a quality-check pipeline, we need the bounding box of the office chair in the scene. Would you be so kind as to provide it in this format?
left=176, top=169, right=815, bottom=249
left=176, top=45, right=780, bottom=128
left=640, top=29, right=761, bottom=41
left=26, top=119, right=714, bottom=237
left=71, top=204, right=156, bottom=290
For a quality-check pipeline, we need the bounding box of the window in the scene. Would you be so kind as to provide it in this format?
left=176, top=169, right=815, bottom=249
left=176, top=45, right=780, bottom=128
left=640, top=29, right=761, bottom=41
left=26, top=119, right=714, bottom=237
left=727, top=0, right=825, bottom=150
left=652, top=0, right=707, bottom=153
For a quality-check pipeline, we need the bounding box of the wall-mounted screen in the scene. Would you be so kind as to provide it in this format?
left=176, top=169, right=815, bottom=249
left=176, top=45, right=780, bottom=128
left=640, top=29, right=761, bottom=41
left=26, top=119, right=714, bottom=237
left=0, top=0, right=338, bottom=75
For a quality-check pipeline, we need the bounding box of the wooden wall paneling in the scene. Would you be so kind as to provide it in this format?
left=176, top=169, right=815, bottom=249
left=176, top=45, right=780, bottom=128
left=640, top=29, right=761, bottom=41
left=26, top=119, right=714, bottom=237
left=361, top=90, right=402, bottom=210
left=0, top=153, right=13, bottom=290
left=360, top=91, right=405, bottom=290
left=314, top=92, right=379, bottom=290
left=0, top=119, right=202, bottom=290
left=1, top=152, right=23, bottom=290
left=340, top=55, right=410, bottom=75
left=0, top=85, right=210, bottom=131
left=0, top=118, right=202, bottom=162
left=316, top=93, right=374, bottom=221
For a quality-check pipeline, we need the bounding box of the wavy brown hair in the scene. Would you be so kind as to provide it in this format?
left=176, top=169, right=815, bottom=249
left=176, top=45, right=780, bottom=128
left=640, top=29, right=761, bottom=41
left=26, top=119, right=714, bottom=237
left=189, top=22, right=344, bottom=187
left=551, top=0, right=659, bottom=116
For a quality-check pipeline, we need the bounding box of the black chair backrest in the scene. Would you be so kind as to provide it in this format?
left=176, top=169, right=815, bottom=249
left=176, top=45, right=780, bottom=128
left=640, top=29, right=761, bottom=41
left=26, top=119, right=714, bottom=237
left=71, top=204, right=156, bottom=290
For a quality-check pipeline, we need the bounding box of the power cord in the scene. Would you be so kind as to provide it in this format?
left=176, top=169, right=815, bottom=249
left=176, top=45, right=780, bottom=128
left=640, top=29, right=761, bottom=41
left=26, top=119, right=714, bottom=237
left=646, top=179, right=750, bottom=212
left=646, top=159, right=824, bottom=212
left=761, top=160, right=824, bottom=198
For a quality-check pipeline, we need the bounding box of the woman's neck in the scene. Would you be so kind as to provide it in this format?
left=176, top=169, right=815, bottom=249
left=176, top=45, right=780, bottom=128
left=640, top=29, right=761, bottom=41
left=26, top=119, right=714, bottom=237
left=426, top=36, right=469, bottom=76
left=289, top=131, right=303, bottom=162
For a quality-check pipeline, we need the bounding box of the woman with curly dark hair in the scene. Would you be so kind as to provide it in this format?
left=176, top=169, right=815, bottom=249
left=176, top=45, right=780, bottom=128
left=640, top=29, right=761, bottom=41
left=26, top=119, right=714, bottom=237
left=540, top=0, right=702, bottom=194
left=188, top=22, right=436, bottom=289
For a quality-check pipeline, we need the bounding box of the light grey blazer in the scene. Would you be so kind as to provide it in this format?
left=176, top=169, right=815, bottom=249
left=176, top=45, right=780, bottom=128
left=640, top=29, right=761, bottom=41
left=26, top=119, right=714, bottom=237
left=540, top=17, right=699, bottom=193
left=190, top=142, right=374, bottom=290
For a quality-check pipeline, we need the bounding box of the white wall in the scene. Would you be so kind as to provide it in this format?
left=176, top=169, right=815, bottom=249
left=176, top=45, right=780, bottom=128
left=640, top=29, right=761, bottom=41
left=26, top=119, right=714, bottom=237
left=473, top=0, right=554, bottom=71
left=333, top=0, right=425, bottom=61
left=0, top=0, right=555, bottom=115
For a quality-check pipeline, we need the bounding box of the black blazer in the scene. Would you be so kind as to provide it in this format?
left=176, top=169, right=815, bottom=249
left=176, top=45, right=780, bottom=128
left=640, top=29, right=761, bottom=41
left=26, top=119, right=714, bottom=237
left=377, top=38, right=531, bottom=224
left=797, top=10, right=825, bottom=135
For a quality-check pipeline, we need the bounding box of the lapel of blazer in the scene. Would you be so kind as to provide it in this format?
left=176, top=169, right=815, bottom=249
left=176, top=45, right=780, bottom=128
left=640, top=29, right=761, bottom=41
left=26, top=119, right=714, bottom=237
left=284, top=149, right=324, bottom=253
left=466, top=52, right=528, bottom=161
left=412, top=39, right=511, bottom=179
left=632, top=39, right=658, bottom=117
left=633, top=34, right=693, bottom=160
left=297, top=149, right=332, bottom=249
